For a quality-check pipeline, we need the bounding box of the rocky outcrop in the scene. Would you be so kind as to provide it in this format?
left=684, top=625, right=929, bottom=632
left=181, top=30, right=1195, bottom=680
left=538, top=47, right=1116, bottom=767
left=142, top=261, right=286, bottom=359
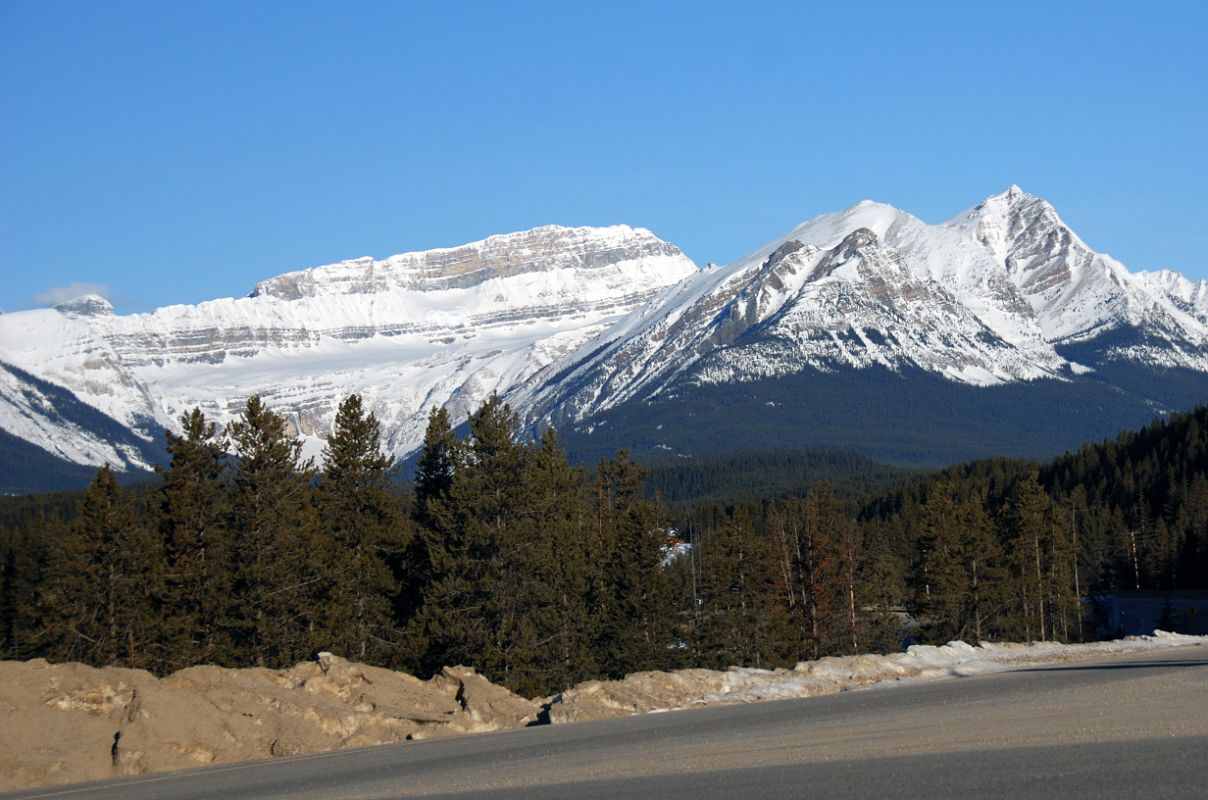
left=0, top=655, right=539, bottom=792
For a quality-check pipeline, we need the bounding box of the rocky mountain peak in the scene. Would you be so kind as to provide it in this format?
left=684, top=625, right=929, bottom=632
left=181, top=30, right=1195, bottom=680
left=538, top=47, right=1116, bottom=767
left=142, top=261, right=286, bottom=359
left=54, top=294, right=114, bottom=317
left=837, top=227, right=880, bottom=254
left=4, top=187, right=1208, bottom=481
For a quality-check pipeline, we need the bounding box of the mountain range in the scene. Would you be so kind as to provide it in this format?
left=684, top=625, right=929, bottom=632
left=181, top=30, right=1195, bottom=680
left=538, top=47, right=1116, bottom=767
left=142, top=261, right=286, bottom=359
left=3, top=187, right=1206, bottom=491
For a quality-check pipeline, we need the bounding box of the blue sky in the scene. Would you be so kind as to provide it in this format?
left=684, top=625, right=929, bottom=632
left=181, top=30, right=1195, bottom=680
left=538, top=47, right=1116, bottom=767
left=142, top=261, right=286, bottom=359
left=2, top=1, right=1206, bottom=312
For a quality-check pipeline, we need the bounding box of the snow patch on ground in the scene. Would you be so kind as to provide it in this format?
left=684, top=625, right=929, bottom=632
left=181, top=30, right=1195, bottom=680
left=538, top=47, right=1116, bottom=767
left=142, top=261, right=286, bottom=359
left=548, top=632, right=1207, bottom=722
left=714, top=632, right=1207, bottom=705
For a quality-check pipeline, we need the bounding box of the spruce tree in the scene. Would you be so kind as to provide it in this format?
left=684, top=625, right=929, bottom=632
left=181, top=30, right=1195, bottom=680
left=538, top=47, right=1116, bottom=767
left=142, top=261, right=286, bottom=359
left=694, top=509, right=793, bottom=669
left=157, top=407, right=232, bottom=668
left=414, top=406, right=457, bottom=530
left=913, top=485, right=1005, bottom=644
left=409, top=394, right=529, bottom=681
left=591, top=450, right=676, bottom=677
left=771, top=484, right=846, bottom=660
left=508, top=427, right=595, bottom=695
left=403, top=405, right=460, bottom=647
left=914, top=484, right=967, bottom=643
left=316, top=394, right=406, bottom=663
left=227, top=395, right=320, bottom=667
left=38, top=467, right=162, bottom=668
left=2, top=513, right=59, bottom=660
left=999, top=474, right=1062, bottom=641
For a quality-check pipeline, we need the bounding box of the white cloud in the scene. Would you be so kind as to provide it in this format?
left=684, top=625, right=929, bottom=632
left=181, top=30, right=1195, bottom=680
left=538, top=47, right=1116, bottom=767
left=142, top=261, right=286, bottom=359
left=33, top=282, right=111, bottom=306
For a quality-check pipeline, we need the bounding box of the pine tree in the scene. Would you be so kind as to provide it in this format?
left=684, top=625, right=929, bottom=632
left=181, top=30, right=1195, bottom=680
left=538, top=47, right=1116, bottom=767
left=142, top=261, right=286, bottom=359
left=157, top=407, right=232, bottom=668
left=37, top=467, right=162, bottom=668
left=414, top=406, right=458, bottom=530
left=913, top=484, right=965, bottom=642
left=1, top=513, right=59, bottom=660
left=694, top=509, right=793, bottom=669
left=409, top=394, right=529, bottom=681
left=508, top=427, right=596, bottom=694
left=854, top=519, right=909, bottom=652
left=591, top=450, right=676, bottom=677
left=999, top=474, right=1066, bottom=641
left=227, top=396, right=320, bottom=667
left=911, top=485, right=1004, bottom=644
left=316, top=394, right=406, bottom=663
left=771, top=484, right=846, bottom=660
left=403, top=405, right=460, bottom=649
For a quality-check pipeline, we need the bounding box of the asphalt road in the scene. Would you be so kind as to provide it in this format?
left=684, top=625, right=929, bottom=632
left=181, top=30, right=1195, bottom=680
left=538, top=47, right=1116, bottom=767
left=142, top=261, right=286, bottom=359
left=8, top=644, right=1207, bottom=800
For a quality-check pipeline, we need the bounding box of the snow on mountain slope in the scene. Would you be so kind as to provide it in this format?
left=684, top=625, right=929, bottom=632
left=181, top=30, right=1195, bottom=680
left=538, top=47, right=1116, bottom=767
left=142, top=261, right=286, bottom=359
left=2, top=188, right=1206, bottom=475
left=514, top=187, right=1208, bottom=431
left=0, top=226, right=698, bottom=469
left=1136, top=269, right=1208, bottom=326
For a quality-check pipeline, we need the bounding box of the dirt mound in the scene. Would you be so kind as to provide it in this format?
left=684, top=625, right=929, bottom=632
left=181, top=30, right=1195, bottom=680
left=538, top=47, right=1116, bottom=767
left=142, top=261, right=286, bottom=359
left=0, top=654, right=538, bottom=791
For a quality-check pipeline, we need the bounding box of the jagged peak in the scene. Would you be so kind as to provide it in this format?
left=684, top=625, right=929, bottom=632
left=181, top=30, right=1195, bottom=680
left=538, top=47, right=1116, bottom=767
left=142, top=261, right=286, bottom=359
left=762, top=239, right=807, bottom=270
left=942, top=186, right=1076, bottom=258
left=838, top=227, right=880, bottom=250
left=956, top=185, right=1050, bottom=220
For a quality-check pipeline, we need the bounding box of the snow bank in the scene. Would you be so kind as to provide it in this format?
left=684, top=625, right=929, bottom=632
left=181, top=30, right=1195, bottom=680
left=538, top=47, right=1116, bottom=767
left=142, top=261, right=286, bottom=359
left=548, top=631, right=1207, bottom=722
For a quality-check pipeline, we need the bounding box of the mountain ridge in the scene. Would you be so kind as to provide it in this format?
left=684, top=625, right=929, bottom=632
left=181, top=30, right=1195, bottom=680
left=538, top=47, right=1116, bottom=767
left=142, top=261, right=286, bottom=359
left=2, top=187, right=1206, bottom=487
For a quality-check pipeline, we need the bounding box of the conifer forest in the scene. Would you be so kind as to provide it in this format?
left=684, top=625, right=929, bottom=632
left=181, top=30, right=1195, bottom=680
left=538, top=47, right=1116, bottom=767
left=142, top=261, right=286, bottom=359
left=3, top=395, right=1208, bottom=698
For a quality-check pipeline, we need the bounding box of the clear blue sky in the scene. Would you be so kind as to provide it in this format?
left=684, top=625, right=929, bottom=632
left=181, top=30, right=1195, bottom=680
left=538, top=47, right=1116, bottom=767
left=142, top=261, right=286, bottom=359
left=2, top=1, right=1206, bottom=312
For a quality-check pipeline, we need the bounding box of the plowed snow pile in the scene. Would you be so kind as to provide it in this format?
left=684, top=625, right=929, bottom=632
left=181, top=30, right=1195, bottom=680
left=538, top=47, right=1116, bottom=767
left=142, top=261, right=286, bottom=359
left=546, top=632, right=1208, bottom=722
left=2, top=633, right=1204, bottom=791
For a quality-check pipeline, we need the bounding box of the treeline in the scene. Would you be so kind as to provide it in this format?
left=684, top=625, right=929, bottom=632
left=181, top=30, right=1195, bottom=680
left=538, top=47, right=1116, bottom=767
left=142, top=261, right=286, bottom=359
left=661, top=407, right=1208, bottom=652
left=641, top=449, right=915, bottom=506
left=1, top=395, right=407, bottom=676
left=674, top=472, right=1083, bottom=654
left=0, top=394, right=690, bottom=697
left=4, top=397, right=1208, bottom=697
left=861, top=405, right=1208, bottom=600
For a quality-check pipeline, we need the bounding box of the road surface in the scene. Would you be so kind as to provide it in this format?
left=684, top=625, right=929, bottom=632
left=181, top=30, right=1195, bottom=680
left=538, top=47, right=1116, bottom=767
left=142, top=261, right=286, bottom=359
left=7, top=644, right=1207, bottom=800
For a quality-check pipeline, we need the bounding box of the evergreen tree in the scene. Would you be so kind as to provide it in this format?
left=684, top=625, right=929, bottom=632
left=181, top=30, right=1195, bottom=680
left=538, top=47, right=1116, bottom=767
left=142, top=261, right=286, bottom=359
left=227, top=396, right=320, bottom=667
left=854, top=519, right=909, bottom=652
left=771, top=484, right=847, bottom=660
left=0, top=513, right=59, bottom=660
left=912, top=485, right=1003, bottom=643
left=37, top=467, right=161, bottom=668
left=591, top=450, right=676, bottom=677
left=509, top=427, right=596, bottom=694
left=999, top=474, right=1071, bottom=641
left=403, top=405, right=460, bottom=650
left=316, top=394, right=406, bottom=663
left=408, top=394, right=529, bottom=681
left=157, top=407, right=232, bottom=668
left=694, top=509, right=793, bottom=669
left=413, top=406, right=458, bottom=530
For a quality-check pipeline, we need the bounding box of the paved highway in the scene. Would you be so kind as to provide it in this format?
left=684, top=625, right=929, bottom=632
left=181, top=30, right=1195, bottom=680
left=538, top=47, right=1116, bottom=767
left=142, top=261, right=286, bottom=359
left=8, top=644, right=1207, bottom=800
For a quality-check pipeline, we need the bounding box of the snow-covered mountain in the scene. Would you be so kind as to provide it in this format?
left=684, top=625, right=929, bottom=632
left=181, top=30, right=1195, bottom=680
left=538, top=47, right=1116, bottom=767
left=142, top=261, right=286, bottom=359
left=516, top=187, right=1208, bottom=432
left=0, top=225, right=697, bottom=474
left=2, top=187, right=1206, bottom=485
